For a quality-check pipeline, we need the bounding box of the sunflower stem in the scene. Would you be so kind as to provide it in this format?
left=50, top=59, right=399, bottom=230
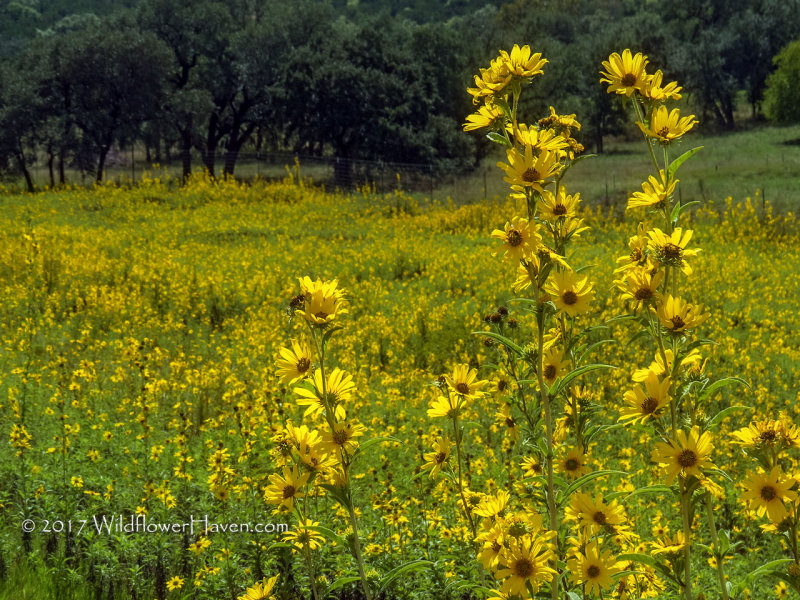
left=535, top=309, right=560, bottom=600
left=703, top=493, right=730, bottom=600
left=680, top=480, right=693, bottom=600
left=632, top=96, right=662, bottom=178
left=452, top=411, right=478, bottom=540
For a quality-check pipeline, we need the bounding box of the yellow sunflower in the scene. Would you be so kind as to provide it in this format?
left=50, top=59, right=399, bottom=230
left=476, top=524, right=505, bottom=569
left=642, top=70, right=682, bottom=102
left=275, top=340, right=313, bottom=385
left=600, top=49, right=649, bottom=96
left=497, top=146, right=561, bottom=194
left=282, top=519, right=325, bottom=553
left=490, top=216, right=542, bottom=261
left=238, top=575, right=279, bottom=600
left=320, top=420, right=365, bottom=457
left=296, top=276, right=347, bottom=326
left=567, top=540, right=620, bottom=596
left=619, top=370, right=672, bottom=424
left=474, top=489, right=511, bottom=519
left=496, top=535, right=556, bottom=596
left=511, top=123, right=569, bottom=153
left=647, top=227, right=700, bottom=275
left=263, top=466, right=309, bottom=510
left=463, top=103, right=506, bottom=132
left=637, top=105, right=698, bottom=144
left=426, top=394, right=465, bottom=420
left=542, top=347, right=570, bottom=385
left=538, top=188, right=582, bottom=221
left=632, top=348, right=702, bottom=382
left=627, top=171, right=677, bottom=211
left=565, top=492, right=627, bottom=536
left=421, top=436, right=451, bottom=478
left=499, top=44, right=548, bottom=79
left=294, top=367, right=354, bottom=421
left=741, top=467, right=798, bottom=523
left=543, top=270, right=594, bottom=318
left=655, top=294, right=707, bottom=334
left=446, top=363, right=488, bottom=400
left=651, top=426, right=715, bottom=484
left=617, top=267, right=664, bottom=309
left=560, top=447, right=591, bottom=480
left=495, top=404, right=520, bottom=441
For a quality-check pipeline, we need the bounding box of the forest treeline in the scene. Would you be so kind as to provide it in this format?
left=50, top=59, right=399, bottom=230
left=0, top=0, right=799, bottom=190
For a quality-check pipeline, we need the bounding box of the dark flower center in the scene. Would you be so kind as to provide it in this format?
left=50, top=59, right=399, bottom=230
left=522, top=168, right=541, bottom=183
left=505, top=417, right=516, bottom=428
left=553, top=204, right=567, bottom=216
left=543, top=365, right=557, bottom=380
left=283, top=485, right=296, bottom=499
left=593, top=511, right=607, bottom=525
left=513, top=557, right=534, bottom=578
left=297, top=357, right=311, bottom=373
left=641, top=397, right=659, bottom=415
left=507, top=228, right=524, bottom=247
left=456, top=382, right=470, bottom=395
left=587, top=564, right=601, bottom=578
left=635, top=287, right=653, bottom=301
left=332, top=430, right=349, bottom=445
left=760, top=430, right=777, bottom=442
left=434, top=452, right=447, bottom=464
left=671, top=315, right=686, bottom=330
left=677, top=449, right=697, bottom=468
left=562, top=290, right=579, bottom=305
left=662, top=243, right=682, bottom=260
left=565, top=458, right=580, bottom=471
left=621, top=73, right=638, bottom=87
left=760, top=485, right=777, bottom=501
left=658, top=127, right=671, bottom=139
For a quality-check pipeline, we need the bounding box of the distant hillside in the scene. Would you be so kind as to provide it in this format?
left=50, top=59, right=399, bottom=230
left=333, top=0, right=504, bottom=22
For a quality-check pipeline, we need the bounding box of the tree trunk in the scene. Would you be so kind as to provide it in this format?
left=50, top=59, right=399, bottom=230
left=96, top=146, right=109, bottom=182
left=58, top=147, right=66, bottom=185
left=202, top=113, right=220, bottom=177
left=15, top=150, right=34, bottom=193
left=181, top=128, right=192, bottom=183
left=223, top=148, right=239, bottom=177
left=47, top=143, right=55, bottom=188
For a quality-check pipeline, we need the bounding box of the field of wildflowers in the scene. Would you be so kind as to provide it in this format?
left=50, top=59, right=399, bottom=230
left=1, top=48, right=800, bottom=600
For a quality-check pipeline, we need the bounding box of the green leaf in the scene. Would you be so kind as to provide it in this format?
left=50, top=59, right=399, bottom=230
left=376, top=560, right=433, bottom=595
left=472, top=330, right=523, bottom=355
left=318, top=484, right=351, bottom=509
left=699, top=377, right=750, bottom=407
left=486, top=131, right=512, bottom=148
left=670, top=200, right=700, bottom=223
left=576, top=339, right=616, bottom=363
left=707, top=404, right=753, bottom=429
left=324, top=576, right=362, bottom=595
left=352, top=436, right=400, bottom=461
left=306, top=524, right=347, bottom=547
left=621, top=484, right=674, bottom=502
left=550, top=363, right=616, bottom=397
left=667, top=146, right=703, bottom=179
left=731, top=559, right=793, bottom=596
left=559, top=470, right=628, bottom=505
left=558, top=153, right=597, bottom=182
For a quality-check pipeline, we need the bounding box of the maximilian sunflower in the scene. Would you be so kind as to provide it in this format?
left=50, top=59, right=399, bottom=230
left=627, top=171, right=677, bottom=211
left=511, top=123, right=568, bottom=153
left=647, top=227, right=699, bottom=275
left=637, top=105, right=698, bottom=145
left=619, top=370, right=672, bottom=424
left=741, top=467, right=798, bottom=523
left=496, top=535, right=556, bottom=596
left=275, top=340, right=313, bottom=385
left=294, top=367, right=354, bottom=421
left=296, top=277, right=347, bottom=326
left=421, top=436, right=451, bottom=478
left=499, top=44, right=548, bottom=79
left=497, top=146, right=561, bottom=194
left=600, top=49, right=649, bottom=96
left=491, top=216, right=542, bottom=262
left=320, top=420, right=365, bottom=458
left=463, top=103, right=505, bottom=132
left=560, top=447, right=591, bottom=480
left=495, top=404, right=520, bottom=441
left=542, top=347, right=569, bottom=385
left=651, top=426, right=715, bottom=484
left=655, top=294, right=707, bottom=334
left=567, top=540, right=620, bottom=596
left=617, top=267, right=664, bottom=309
left=238, top=575, right=279, bottom=600
left=642, top=70, right=682, bottom=102
left=565, top=492, right=627, bottom=536
left=543, top=270, right=594, bottom=318
left=263, top=466, right=309, bottom=510
left=426, top=394, right=465, bottom=420
left=539, top=188, right=582, bottom=221
left=446, top=363, right=488, bottom=400
left=282, top=518, right=325, bottom=553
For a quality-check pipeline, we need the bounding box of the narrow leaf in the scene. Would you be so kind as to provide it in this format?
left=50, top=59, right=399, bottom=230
left=472, top=330, right=523, bottom=355
left=376, top=560, right=433, bottom=595
left=560, top=470, right=628, bottom=504
left=667, top=146, right=703, bottom=179
left=550, top=363, right=616, bottom=397
left=707, top=404, right=753, bottom=429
